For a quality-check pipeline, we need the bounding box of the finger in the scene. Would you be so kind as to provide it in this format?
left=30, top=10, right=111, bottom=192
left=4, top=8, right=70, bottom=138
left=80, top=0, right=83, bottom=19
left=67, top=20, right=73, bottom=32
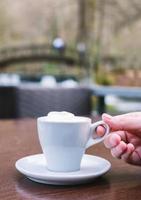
left=113, top=130, right=127, bottom=142
left=121, top=143, right=135, bottom=162
left=102, top=112, right=141, bottom=132
left=128, top=146, right=141, bottom=165
left=127, top=151, right=141, bottom=165
left=96, top=125, right=105, bottom=137
left=104, top=133, right=121, bottom=148
left=111, top=141, right=127, bottom=158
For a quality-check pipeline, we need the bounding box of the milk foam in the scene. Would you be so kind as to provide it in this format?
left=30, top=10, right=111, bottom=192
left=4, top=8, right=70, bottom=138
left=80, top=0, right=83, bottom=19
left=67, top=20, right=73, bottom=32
left=43, top=111, right=90, bottom=122
left=46, top=111, right=75, bottom=122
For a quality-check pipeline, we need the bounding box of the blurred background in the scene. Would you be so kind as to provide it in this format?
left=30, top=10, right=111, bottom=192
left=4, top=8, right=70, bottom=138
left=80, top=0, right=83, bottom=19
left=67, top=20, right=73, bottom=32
left=0, top=0, right=141, bottom=116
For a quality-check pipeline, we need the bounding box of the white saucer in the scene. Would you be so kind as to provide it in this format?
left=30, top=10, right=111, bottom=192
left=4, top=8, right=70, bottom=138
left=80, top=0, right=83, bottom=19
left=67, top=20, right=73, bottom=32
left=15, top=154, right=111, bottom=185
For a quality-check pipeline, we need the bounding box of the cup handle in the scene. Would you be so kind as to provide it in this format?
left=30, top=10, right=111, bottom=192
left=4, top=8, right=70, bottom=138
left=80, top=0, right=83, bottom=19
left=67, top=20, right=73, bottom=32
left=85, top=121, right=110, bottom=149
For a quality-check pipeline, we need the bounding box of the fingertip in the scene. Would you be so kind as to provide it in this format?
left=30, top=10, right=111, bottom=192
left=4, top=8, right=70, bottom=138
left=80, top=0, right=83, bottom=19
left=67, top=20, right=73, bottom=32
left=110, top=134, right=121, bottom=146
left=119, top=141, right=127, bottom=150
left=127, top=143, right=135, bottom=152
left=104, top=133, right=121, bottom=148
left=102, top=113, right=112, bottom=122
left=111, top=140, right=127, bottom=158
left=96, top=125, right=105, bottom=137
left=121, top=143, right=135, bottom=163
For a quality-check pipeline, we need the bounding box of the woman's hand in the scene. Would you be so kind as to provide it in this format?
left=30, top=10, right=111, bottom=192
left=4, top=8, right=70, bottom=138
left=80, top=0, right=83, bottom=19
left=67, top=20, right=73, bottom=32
left=96, top=112, right=141, bottom=166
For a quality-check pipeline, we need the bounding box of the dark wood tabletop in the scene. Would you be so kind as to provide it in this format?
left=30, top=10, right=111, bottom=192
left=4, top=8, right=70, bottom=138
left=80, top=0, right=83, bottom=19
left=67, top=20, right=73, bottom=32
left=1, top=119, right=141, bottom=200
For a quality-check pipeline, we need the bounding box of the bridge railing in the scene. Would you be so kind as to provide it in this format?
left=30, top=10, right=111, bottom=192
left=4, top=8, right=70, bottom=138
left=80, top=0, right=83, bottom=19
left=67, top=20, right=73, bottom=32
left=0, top=44, right=76, bottom=57
left=0, top=44, right=80, bottom=66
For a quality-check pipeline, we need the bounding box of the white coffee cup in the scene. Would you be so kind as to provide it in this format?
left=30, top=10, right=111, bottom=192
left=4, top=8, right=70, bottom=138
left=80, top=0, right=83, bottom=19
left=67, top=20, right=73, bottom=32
left=37, top=112, right=109, bottom=172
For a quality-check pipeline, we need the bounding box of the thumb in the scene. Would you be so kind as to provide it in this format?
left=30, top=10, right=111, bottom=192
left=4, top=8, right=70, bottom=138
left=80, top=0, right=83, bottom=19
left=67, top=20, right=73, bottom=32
left=102, top=112, right=141, bottom=132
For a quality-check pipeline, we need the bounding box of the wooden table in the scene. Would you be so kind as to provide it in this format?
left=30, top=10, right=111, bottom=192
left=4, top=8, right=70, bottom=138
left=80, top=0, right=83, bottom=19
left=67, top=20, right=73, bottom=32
left=1, top=119, right=141, bottom=200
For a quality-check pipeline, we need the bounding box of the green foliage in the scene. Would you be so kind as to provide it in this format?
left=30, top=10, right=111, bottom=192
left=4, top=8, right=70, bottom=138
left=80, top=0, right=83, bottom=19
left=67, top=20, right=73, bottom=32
left=112, top=66, right=126, bottom=74
left=95, top=71, right=115, bottom=85
left=43, top=63, right=61, bottom=75
left=106, top=105, right=119, bottom=114
left=42, top=62, right=83, bottom=80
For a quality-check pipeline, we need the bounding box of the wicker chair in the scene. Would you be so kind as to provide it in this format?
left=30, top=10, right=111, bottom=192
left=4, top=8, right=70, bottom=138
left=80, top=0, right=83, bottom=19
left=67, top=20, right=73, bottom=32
left=15, top=86, right=92, bottom=118
left=0, top=86, right=17, bottom=118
